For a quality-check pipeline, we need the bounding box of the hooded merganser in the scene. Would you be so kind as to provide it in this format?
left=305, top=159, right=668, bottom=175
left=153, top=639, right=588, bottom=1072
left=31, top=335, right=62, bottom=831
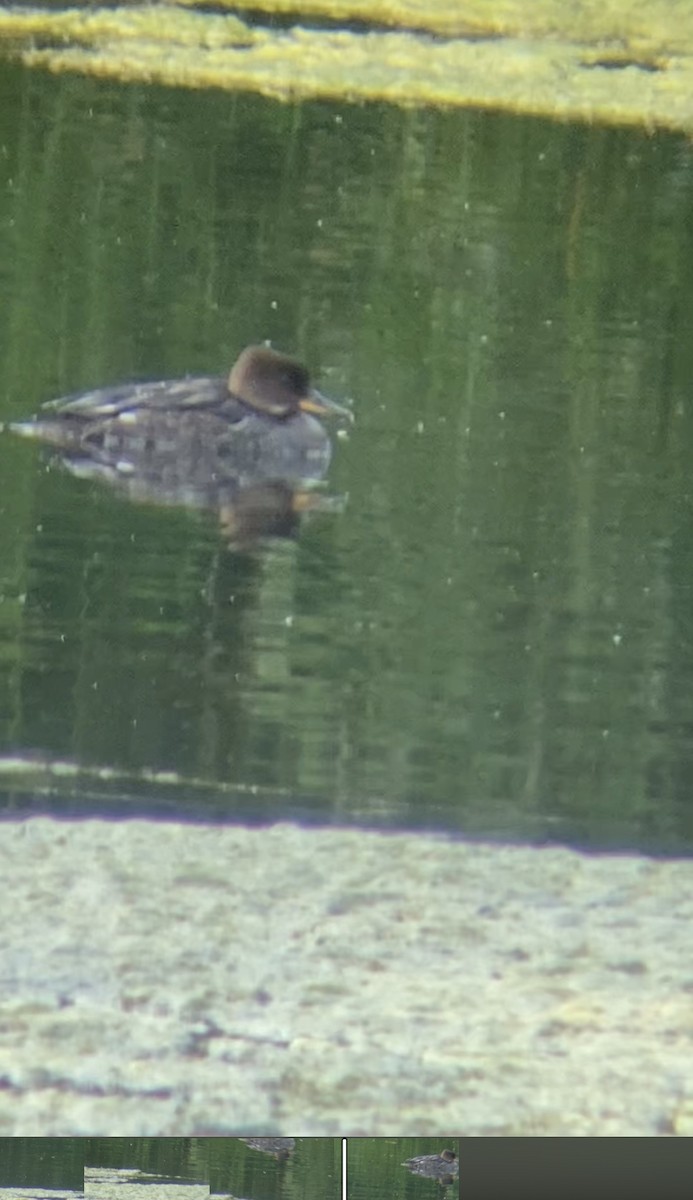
left=402, top=1150, right=458, bottom=1180
left=11, top=346, right=352, bottom=504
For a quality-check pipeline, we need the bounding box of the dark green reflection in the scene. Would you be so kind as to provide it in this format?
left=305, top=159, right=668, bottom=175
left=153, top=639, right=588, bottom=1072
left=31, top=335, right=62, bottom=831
left=0, top=1139, right=340, bottom=1200
left=83, top=1138, right=209, bottom=1182
left=210, top=1138, right=340, bottom=1200
left=0, top=1139, right=84, bottom=1190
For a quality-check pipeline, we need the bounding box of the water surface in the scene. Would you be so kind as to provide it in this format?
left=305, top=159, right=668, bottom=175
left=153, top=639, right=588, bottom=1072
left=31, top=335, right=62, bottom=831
left=1, top=64, right=693, bottom=852
left=347, top=1139, right=460, bottom=1200
left=0, top=1140, right=340, bottom=1200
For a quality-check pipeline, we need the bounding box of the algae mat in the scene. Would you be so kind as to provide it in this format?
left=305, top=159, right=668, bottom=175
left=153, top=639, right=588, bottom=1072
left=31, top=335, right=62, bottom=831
left=3, top=816, right=693, bottom=1133
left=2, top=2, right=693, bottom=132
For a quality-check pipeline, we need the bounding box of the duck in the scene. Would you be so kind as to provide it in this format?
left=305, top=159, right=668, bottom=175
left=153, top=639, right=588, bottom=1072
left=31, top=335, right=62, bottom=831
left=238, top=1137, right=295, bottom=1160
left=10, top=345, right=352, bottom=507
left=401, top=1149, right=458, bottom=1180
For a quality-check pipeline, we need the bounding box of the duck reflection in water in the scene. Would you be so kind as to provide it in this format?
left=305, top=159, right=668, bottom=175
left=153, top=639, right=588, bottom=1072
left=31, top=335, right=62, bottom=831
left=239, top=1137, right=295, bottom=1160
left=402, top=1149, right=458, bottom=1185
left=11, top=345, right=352, bottom=545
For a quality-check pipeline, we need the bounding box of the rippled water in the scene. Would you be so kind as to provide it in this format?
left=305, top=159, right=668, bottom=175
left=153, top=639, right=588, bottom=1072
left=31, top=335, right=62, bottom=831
left=1, top=64, right=693, bottom=852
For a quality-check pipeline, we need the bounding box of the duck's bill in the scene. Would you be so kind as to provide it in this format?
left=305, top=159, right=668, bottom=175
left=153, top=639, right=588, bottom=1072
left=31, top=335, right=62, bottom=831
left=300, top=389, right=354, bottom=422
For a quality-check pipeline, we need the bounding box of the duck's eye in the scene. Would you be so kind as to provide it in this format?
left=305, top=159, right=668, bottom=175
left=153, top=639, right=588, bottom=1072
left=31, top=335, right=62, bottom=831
left=281, top=366, right=309, bottom=394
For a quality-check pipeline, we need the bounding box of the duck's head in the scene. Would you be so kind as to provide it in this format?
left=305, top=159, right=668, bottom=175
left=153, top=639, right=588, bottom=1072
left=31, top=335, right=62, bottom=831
left=228, top=346, right=353, bottom=421
left=439, top=1151, right=456, bottom=1164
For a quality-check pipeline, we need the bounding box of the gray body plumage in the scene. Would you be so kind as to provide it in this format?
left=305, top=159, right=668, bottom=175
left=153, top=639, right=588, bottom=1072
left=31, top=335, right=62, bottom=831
left=12, top=375, right=333, bottom=509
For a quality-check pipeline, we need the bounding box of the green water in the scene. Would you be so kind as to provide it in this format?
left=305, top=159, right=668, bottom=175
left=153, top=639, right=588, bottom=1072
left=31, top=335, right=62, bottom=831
left=1, top=63, right=693, bottom=851
left=347, top=1139, right=460, bottom=1200
left=0, top=1137, right=340, bottom=1198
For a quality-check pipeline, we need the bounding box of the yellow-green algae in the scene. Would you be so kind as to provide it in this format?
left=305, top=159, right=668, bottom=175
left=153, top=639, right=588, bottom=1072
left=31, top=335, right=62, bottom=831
left=176, top=0, right=693, bottom=55
left=0, top=6, right=253, bottom=48
left=3, top=3, right=693, bottom=132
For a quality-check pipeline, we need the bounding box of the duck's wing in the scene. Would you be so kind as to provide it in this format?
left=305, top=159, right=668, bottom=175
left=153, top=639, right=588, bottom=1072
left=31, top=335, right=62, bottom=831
left=42, top=375, right=246, bottom=419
